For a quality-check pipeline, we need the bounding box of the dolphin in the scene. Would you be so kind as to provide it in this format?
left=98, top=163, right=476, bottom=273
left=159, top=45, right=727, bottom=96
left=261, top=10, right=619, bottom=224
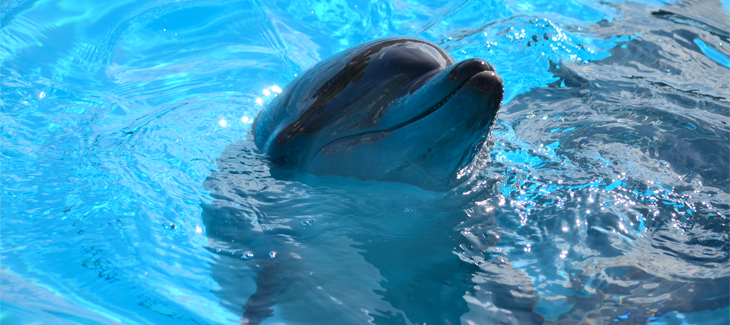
left=252, top=37, right=504, bottom=191
left=204, top=37, right=505, bottom=324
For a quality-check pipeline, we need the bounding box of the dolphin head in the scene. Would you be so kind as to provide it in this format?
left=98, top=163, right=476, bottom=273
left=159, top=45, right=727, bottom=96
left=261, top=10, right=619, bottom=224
left=252, top=37, right=503, bottom=190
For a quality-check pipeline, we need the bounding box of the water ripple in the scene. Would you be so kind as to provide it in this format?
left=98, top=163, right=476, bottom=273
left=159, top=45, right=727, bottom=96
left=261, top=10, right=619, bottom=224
left=1, top=0, right=728, bottom=324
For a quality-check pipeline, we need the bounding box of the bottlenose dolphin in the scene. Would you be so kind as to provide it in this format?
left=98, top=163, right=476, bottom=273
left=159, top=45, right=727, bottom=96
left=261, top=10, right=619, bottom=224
left=204, top=37, right=506, bottom=324
left=252, top=37, right=504, bottom=190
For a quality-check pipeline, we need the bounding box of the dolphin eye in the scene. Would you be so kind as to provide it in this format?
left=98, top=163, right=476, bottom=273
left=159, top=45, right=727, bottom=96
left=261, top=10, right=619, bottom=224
left=272, top=156, right=290, bottom=166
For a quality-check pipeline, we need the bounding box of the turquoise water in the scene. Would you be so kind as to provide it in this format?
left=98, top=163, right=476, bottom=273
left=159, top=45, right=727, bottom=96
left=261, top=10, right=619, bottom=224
left=2, top=0, right=729, bottom=324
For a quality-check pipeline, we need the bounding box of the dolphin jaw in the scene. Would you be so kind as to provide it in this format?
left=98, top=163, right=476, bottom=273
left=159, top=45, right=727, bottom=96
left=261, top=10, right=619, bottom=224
left=303, top=70, right=503, bottom=190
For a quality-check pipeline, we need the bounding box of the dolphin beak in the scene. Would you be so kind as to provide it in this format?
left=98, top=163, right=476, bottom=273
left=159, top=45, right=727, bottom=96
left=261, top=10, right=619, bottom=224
left=449, top=59, right=494, bottom=80
left=448, top=58, right=503, bottom=94
left=466, top=70, right=503, bottom=94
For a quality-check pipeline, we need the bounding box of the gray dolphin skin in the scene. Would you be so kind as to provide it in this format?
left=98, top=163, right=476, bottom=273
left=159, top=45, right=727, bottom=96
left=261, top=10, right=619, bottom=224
left=252, top=37, right=504, bottom=190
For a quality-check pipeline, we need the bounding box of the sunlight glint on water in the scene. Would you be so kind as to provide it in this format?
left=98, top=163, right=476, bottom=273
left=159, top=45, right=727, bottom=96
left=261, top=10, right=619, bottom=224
left=1, top=0, right=728, bottom=324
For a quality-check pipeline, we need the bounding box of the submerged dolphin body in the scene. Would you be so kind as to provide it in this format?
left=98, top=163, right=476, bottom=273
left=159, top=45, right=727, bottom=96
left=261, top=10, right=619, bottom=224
left=253, top=37, right=504, bottom=190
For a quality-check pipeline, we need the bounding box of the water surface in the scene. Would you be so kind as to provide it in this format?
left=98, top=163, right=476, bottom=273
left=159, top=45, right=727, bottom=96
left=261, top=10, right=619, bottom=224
left=1, top=0, right=729, bottom=324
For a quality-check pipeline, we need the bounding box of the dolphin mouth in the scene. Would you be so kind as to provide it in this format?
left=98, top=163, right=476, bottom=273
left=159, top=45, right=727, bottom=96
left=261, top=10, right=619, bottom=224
left=385, top=76, right=472, bottom=130
left=317, top=68, right=502, bottom=154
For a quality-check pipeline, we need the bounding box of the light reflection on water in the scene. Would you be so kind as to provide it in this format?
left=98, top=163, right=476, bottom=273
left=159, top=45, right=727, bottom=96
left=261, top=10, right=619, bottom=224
left=1, top=0, right=728, bottom=324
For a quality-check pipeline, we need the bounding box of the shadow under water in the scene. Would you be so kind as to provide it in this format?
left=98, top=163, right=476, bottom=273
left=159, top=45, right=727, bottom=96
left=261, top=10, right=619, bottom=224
left=202, top=139, right=545, bottom=324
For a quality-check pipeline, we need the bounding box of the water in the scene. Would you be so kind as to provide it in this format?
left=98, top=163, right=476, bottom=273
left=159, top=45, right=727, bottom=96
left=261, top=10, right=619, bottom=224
left=1, top=0, right=728, bottom=324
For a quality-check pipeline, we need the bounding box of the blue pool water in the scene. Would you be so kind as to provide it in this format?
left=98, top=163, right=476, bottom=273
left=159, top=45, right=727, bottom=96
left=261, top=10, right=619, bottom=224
left=2, top=0, right=729, bottom=324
